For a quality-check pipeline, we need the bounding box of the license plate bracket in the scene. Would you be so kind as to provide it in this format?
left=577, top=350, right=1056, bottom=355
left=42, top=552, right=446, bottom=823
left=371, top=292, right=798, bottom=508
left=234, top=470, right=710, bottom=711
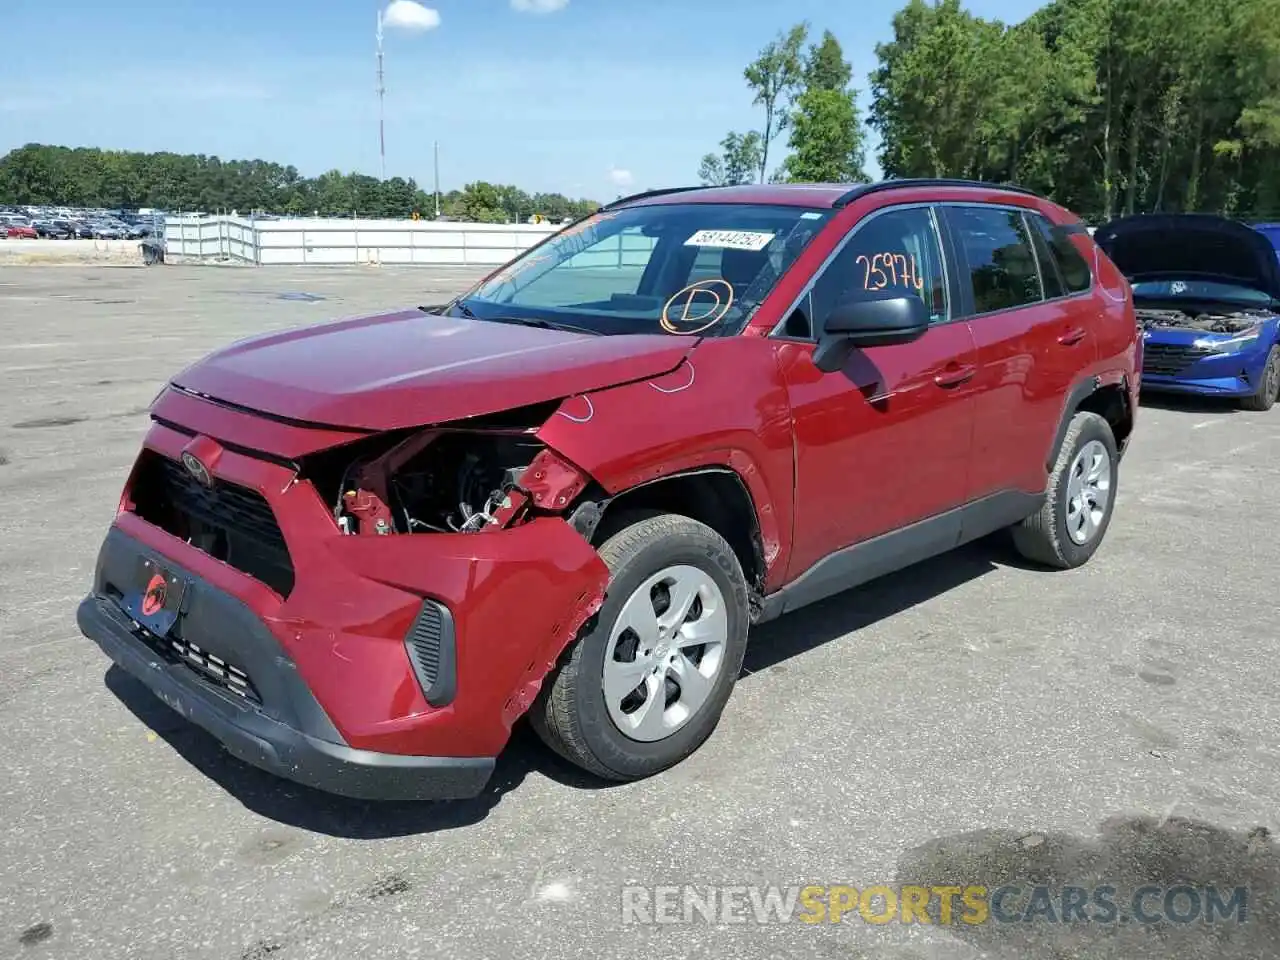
left=120, top=556, right=189, bottom=638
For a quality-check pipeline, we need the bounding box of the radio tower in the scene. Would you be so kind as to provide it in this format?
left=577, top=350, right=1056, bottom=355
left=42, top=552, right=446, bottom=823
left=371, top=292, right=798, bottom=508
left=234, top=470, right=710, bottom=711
left=376, top=8, right=387, bottom=180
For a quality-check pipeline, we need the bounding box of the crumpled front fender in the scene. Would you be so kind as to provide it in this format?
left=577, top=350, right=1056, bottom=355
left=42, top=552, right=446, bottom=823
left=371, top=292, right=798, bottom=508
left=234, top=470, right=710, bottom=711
left=534, top=337, right=796, bottom=589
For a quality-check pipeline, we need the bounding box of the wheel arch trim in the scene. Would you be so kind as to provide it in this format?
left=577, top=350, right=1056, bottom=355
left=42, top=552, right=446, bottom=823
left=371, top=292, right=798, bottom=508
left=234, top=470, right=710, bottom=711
left=586, top=465, right=771, bottom=592
left=1047, top=372, right=1131, bottom=470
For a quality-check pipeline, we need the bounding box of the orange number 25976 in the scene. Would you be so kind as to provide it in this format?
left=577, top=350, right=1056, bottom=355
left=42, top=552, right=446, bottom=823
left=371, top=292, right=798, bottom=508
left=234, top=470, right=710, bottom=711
left=856, top=253, right=925, bottom=292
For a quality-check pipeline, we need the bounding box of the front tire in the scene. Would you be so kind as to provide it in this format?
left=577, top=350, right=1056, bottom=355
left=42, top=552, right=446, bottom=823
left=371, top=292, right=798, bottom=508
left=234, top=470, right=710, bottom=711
left=1240, top=346, right=1280, bottom=412
left=529, top=513, right=750, bottom=781
left=1012, top=411, right=1118, bottom=569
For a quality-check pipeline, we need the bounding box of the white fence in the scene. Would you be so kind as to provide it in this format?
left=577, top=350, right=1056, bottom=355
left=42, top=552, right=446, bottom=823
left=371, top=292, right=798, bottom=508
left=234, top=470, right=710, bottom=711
left=162, top=216, right=576, bottom=266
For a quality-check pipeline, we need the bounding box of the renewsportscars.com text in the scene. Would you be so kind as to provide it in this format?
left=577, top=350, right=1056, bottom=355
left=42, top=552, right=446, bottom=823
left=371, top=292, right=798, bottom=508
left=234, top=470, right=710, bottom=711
left=620, top=884, right=1249, bottom=926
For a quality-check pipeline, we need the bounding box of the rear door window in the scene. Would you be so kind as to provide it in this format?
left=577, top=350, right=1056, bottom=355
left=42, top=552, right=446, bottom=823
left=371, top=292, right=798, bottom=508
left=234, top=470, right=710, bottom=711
left=945, top=205, right=1044, bottom=314
left=1028, top=214, right=1092, bottom=294
left=1025, top=213, right=1066, bottom=299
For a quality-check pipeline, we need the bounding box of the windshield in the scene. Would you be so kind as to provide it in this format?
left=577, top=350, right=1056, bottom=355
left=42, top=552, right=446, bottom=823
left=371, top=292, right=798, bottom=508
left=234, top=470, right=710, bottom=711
left=455, top=202, right=833, bottom=336
left=1130, top=278, right=1274, bottom=306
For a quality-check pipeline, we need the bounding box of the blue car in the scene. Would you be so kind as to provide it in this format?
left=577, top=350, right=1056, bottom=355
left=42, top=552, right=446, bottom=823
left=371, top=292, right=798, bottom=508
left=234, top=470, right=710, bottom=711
left=1094, top=213, right=1280, bottom=411
left=1254, top=222, right=1280, bottom=253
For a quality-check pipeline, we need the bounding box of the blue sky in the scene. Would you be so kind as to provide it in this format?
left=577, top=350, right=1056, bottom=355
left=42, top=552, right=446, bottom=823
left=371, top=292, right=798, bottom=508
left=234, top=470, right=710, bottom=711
left=0, top=0, right=1043, bottom=200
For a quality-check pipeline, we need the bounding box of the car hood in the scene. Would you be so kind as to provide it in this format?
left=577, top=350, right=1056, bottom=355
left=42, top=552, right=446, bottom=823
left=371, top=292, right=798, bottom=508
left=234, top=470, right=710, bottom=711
left=171, top=309, right=695, bottom=431
left=1094, top=213, right=1280, bottom=300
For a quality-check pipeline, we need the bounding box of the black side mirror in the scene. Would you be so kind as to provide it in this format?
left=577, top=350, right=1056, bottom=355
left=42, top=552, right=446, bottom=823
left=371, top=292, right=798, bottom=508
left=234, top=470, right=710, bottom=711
left=812, top=292, right=931, bottom=373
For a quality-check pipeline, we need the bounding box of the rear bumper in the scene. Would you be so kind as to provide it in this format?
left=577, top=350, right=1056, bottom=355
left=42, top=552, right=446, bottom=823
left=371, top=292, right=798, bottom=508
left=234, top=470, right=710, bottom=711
left=77, top=530, right=495, bottom=801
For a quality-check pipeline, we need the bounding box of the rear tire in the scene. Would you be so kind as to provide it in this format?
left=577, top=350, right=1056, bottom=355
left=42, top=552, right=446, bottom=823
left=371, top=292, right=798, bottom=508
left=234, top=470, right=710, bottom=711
left=1240, top=346, right=1280, bottom=412
left=1012, top=411, right=1118, bottom=569
left=529, top=513, right=750, bottom=781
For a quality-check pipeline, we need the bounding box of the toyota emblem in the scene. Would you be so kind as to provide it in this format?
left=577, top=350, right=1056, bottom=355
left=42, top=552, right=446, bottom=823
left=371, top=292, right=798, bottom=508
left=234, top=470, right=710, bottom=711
left=181, top=450, right=213, bottom=487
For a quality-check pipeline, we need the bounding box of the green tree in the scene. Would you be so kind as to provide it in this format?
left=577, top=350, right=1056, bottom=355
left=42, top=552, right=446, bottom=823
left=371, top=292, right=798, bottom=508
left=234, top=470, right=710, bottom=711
left=870, top=0, right=999, bottom=181
left=781, top=89, right=869, bottom=183
left=453, top=181, right=508, bottom=222
left=743, top=23, right=810, bottom=183
left=698, top=131, right=764, bottom=186
left=0, top=144, right=600, bottom=219
left=867, top=0, right=1280, bottom=222
left=781, top=32, right=869, bottom=183
left=804, top=29, right=853, bottom=91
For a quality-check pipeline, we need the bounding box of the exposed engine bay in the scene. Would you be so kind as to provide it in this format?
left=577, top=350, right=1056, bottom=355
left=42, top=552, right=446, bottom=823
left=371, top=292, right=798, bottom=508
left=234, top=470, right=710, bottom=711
left=307, top=425, right=589, bottom=537
left=338, top=432, right=540, bottom=534
left=1136, top=306, right=1266, bottom=334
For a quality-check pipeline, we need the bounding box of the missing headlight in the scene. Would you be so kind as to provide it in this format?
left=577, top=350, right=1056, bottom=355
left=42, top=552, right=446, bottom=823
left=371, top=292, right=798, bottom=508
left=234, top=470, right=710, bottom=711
left=296, top=401, right=587, bottom=537
left=393, top=432, right=545, bottom=533
left=320, top=429, right=546, bottom=535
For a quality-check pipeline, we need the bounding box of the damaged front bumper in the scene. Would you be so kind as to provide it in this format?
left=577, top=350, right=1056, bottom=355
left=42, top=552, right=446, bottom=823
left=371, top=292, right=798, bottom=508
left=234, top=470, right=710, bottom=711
left=77, top=419, right=609, bottom=801
left=77, top=539, right=496, bottom=801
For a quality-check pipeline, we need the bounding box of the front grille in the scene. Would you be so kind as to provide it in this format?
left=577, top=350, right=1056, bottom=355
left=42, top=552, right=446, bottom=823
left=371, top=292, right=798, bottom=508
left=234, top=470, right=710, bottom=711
left=163, top=633, right=261, bottom=704
left=122, top=611, right=263, bottom=704
left=1142, top=342, right=1213, bottom=376
left=130, top=451, right=295, bottom=597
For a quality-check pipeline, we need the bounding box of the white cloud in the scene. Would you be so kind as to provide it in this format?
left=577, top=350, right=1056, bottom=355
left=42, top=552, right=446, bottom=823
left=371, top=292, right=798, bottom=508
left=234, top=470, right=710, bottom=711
left=608, top=167, right=634, bottom=188
left=511, top=0, right=569, bottom=13
left=383, top=1, right=441, bottom=31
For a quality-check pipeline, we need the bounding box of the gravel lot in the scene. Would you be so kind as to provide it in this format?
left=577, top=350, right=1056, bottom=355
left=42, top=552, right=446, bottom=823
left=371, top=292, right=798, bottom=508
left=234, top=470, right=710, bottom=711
left=0, top=238, right=145, bottom=266
left=1, top=265, right=1278, bottom=960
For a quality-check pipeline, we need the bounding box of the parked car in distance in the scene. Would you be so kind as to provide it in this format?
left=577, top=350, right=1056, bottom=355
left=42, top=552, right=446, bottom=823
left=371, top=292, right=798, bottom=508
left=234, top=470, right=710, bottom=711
left=33, top=219, right=74, bottom=239
left=1, top=214, right=38, bottom=239
left=77, top=179, right=1139, bottom=801
left=88, top=221, right=126, bottom=239
left=1095, top=213, right=1280, bottom=411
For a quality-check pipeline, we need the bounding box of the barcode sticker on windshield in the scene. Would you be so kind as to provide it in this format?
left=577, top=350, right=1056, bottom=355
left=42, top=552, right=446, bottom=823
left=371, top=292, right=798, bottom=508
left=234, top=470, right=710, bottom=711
left=684, top=229, right=776, bottom=251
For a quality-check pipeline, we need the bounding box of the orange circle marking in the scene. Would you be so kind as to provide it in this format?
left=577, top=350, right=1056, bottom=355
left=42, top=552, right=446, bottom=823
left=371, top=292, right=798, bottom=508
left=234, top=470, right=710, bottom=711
left=660, top=279, right=735, bottom=335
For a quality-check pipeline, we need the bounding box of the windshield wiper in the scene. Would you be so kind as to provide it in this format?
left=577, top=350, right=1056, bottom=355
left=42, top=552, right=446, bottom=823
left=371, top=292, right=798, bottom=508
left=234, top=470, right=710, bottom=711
left=427, top=299, right=601, bottom=335
left=423, top=299, right=477, bottom=319
left=490, top=316, right=602, bottom=336
left=416, top=299, right=482, bottom=319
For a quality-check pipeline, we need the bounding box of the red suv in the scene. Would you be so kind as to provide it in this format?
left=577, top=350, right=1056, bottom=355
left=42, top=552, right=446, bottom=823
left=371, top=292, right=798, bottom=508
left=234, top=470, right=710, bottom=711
left=77, top=180, right=1139, bottom=800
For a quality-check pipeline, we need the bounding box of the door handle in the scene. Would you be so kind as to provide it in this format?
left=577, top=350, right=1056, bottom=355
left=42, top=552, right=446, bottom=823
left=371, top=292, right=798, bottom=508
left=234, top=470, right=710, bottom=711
left=1058, top=327, right=1087, bottom=346
left=934, top=364, right=976, bottom=388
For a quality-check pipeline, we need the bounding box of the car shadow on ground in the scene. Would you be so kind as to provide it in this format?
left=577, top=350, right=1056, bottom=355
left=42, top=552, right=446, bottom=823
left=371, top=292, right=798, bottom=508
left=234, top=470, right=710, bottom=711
left=1140, top=393, right=1241, bottom=415
left=103, top=533, right=1032, bottom=837
left=895, top=813, right=1278, bottom=958
left=742, top=533, right=1026, bottom=674
left=105, top=666, right=605, bottom=839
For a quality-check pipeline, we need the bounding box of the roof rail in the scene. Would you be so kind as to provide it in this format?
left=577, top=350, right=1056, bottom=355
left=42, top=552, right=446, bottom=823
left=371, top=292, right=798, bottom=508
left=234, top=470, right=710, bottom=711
left=601, top=185, right=719, bottom=210
left=832, top=178, right=1040, bottom=208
